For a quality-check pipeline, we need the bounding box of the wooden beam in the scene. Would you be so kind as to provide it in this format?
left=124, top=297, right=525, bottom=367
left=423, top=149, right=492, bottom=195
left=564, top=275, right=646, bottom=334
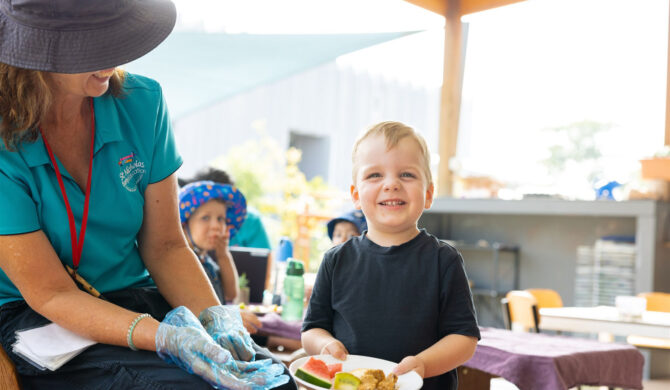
left=437, top=0, right=464, bottom=196
left=461, top=0, right=526, bottom=15
left=403, top=0, right=526, bottom=16
left=666, top=2, right=670, bottom=146
left=403, top=0, right=446, bottom=16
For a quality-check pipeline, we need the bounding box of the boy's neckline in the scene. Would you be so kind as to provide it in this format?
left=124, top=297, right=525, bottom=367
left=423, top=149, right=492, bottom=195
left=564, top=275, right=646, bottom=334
left=365, top=227, right=421, bottom=247
left=363, top=229, right=426, bottom=251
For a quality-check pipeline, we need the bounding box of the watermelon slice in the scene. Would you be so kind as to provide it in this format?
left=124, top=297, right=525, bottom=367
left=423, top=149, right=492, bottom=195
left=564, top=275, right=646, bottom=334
left=327, top=363, right=343, bottom=378
left=294, top=357, right=333, bottom=389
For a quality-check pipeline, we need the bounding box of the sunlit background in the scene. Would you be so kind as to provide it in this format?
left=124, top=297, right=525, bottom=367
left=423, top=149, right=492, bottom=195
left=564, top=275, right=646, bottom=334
left=124, top=0, right=669, bottom=267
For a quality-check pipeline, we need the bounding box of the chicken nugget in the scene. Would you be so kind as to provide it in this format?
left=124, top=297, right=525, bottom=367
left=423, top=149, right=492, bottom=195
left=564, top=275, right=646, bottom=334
left=359, top=373, right=378, bottom=386
left=377, top=373, right=398, bottom=390
left=368, top=369, right=385, bottom=382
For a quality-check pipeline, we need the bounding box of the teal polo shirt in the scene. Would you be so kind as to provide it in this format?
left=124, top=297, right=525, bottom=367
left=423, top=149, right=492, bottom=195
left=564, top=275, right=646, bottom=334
left=0, top=74, right=182, bottom=306
left=230, top=207, right=272, bottom=249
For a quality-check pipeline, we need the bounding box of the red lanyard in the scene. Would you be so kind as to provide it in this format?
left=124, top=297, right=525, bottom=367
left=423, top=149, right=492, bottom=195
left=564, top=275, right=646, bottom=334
left=39, top=98, right=95, bottom=275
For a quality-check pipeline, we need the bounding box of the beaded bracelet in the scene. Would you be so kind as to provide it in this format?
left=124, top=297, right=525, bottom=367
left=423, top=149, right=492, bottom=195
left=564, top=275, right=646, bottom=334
left=127, top=313, right=151, bottom=351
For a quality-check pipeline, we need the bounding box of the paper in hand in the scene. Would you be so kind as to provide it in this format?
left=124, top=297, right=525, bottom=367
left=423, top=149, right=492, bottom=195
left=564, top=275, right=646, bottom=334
left=12, top=322, right=96, bottom=371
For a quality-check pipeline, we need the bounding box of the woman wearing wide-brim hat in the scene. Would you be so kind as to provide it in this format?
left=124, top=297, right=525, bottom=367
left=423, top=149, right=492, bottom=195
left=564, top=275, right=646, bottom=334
left=0, top=1, right=294, bottom=388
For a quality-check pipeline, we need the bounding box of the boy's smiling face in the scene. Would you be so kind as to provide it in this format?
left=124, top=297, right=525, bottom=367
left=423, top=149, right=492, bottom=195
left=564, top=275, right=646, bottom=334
left=351, top=134, right=434, bottom=246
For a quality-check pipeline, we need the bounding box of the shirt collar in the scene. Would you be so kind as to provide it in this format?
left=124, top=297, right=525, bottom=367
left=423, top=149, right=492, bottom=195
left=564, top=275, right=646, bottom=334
left=19, top=95, right=123, bottom=167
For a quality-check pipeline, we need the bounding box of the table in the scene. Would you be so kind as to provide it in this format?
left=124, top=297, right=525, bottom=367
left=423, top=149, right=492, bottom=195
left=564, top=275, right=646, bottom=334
left=539, top=306, right=670, bottom=340
left=463, top=327, right=644, bottom=390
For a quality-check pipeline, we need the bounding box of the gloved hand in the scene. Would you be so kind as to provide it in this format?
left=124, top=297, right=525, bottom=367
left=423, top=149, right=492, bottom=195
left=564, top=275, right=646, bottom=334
left=156, top=306, right=289, bottom=389
left=199, top=305, right=256, bottom=361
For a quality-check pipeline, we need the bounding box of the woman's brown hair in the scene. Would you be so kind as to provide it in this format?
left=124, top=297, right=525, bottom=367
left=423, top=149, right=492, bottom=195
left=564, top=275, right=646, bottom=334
left=0, top=64, right=125, bottom=151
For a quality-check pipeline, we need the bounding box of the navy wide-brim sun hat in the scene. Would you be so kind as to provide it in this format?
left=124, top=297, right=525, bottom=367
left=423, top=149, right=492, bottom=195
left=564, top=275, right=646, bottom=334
left=0, top=0, right=176, bottom=73
left=327, top=210, right=367, bottom=240
left=179, top=181, right=247, bottom=240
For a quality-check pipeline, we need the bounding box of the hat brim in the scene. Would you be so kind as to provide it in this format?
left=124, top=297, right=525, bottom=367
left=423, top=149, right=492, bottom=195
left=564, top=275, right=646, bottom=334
left=0, top=0, right=176, bottom=73
left=179, top=182, right=247, bottom=240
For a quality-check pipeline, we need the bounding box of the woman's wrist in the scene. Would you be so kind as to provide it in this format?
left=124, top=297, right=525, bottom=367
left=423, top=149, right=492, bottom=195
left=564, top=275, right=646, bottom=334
left=130, top=316, right=160, bottom=352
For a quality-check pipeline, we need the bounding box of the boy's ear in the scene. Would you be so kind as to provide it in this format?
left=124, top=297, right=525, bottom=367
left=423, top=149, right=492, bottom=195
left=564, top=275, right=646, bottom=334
left=424, top=183, right=435, bottom=209
left=350, top=184, right=362, bottom=210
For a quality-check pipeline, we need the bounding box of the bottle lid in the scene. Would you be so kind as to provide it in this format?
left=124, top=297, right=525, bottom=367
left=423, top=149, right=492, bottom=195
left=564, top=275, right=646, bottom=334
left=276, top=237, right=293, bottom=263
left=286, top=259, right=305, bottom=276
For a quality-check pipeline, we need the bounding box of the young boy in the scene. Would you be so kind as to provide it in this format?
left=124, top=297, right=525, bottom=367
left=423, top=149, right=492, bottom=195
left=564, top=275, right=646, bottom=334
left=301, top=121, right=480, bottom=390
left=326, top=209, right=367, bottom=246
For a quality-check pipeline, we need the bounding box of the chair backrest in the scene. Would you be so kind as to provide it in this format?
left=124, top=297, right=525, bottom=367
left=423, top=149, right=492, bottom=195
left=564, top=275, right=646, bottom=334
left=526, top=288, right=563, bottom=309
left=638, top=292, right=670, bottom=312
left=502, top=290, right=540, bottom=333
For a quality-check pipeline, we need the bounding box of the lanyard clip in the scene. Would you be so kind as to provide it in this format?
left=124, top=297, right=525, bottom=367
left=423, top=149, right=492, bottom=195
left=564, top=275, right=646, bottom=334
left=65, top=264, right=103, bottom=299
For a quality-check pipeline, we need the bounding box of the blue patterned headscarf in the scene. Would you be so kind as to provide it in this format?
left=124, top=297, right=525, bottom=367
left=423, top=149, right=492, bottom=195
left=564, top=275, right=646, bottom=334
left=178, top=180, right=247, bottom=239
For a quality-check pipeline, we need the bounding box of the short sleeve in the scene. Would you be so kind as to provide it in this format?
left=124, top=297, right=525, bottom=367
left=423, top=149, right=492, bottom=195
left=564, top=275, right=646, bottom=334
left=0, top=170, right=40, bottom=235
left=232, top=212, right=272, bottom=249
left=302, top=251, right=335, bottom=333
left=148, top=86, right=182, bottom=183
left=438, top=249, right=481, bottom=340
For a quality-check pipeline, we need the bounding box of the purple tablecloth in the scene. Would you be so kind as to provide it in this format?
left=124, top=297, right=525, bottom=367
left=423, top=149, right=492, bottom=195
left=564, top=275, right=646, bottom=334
left=258, top=313, right=302, bottom=340
left=465, top=327, right=643, bottom=390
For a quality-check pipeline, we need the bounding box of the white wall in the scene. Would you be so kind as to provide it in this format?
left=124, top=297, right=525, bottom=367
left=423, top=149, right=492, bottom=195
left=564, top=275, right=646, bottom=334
left=173, top=60, right=440, bottom=192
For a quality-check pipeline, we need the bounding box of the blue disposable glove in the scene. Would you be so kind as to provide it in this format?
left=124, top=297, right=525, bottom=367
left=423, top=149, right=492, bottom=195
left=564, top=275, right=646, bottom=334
left=156, top=306, right=289, bottom=389
left=199, top=305, right=256, bottom=361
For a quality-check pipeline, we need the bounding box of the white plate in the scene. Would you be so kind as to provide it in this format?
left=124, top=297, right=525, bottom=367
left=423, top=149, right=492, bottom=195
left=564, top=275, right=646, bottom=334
left=289, top=354, right=423, bottom=390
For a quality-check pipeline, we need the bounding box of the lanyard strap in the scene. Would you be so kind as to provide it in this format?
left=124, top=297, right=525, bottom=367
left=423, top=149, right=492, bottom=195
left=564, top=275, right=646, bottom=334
left=39, top=98, right=95, bottom=274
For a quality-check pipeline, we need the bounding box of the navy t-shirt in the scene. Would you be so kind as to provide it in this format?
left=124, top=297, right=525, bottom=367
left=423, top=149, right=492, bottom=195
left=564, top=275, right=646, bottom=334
left=302, top=229, right=480, bottom=390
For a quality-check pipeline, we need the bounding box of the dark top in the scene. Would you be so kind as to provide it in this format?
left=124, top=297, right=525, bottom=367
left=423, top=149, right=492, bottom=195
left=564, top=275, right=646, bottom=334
left=302, top=229, right=480, bottom=390
left=200, top=252, right=226, bottom=303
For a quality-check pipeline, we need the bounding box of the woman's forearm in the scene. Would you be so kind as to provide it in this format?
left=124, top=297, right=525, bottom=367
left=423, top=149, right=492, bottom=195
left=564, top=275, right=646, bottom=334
left=37, top=289, right=160, bottom=351
left=143, top=245, right=221, bottom=315
left=138, top=174, right=220, bottom=315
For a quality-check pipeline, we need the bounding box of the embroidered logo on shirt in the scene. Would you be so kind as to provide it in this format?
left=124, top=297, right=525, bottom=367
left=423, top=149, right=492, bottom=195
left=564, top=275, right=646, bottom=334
left=118, top=151, right=145, bottom=192
left=118, top=152, right=135, bottom=166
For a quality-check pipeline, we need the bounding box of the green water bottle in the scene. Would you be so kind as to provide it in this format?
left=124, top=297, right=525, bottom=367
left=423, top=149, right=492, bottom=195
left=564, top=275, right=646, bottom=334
left=282, top=259, right=305, bottom=321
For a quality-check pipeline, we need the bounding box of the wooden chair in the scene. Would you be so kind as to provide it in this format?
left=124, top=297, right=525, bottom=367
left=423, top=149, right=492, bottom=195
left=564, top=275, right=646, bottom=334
left=627, top=292, right=670, bottom=349
left=0, top=346, right=21, bottom=389
left=638, top=292, right=670, bottom=312
left=525, top=288, right=563, bottom=309
left=501, top=290, right=539, bottom=333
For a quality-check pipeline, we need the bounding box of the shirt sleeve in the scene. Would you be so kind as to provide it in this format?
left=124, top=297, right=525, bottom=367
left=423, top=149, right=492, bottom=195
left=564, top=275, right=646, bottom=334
left=439, top=248, right=481, bottom=340
left=232, top=213, right=272, bottom=249
left=148, top=85, right=183, bottom=184
left=0, top=169, right=40, bottom=235
left=301, top=251, right=335, bottom=334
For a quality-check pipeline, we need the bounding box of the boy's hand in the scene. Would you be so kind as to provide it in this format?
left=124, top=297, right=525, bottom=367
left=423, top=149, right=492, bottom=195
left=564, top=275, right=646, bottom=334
left=320, top=339, right=348, bottom=360
left=213, top=225, right=233, bottom=253
left=239, top=310, right=262, bottom=334
left=392, top=355, right=425, bottom=378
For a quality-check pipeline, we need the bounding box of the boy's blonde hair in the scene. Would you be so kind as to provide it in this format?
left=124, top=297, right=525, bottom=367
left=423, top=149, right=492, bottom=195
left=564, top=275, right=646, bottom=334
left=351, top=121, right=432, bottom=186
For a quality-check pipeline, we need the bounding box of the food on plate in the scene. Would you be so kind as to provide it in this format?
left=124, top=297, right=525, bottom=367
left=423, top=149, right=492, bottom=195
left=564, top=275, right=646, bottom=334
left=328, top=363, right=343, bottom=378
left=295, top=357, right=399, bottom=390
left=332, top=372, right=361, bottom=390
left=295, top=357, right=340, bottom=388
left=350, top=369, right=398, bottom=390
left=238, top=303, right=282, bottom=315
